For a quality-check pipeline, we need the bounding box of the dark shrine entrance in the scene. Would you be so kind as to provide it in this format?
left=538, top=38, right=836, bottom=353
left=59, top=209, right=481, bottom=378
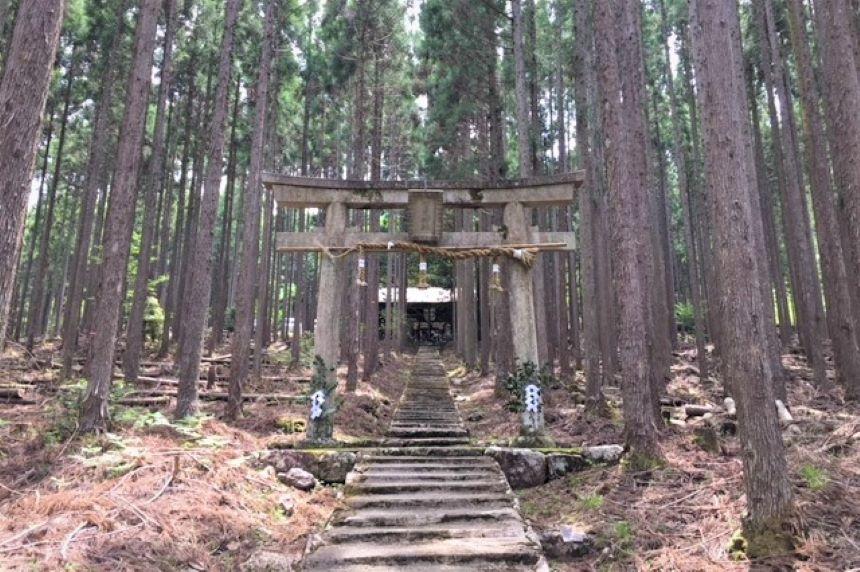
left=377, top=286, right=454, bottom=345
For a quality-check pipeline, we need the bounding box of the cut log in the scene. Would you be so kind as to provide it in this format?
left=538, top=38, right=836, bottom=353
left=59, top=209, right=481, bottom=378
left=132, top=376, right=205, bottom=386
left=124, top=389, right=308, bottom=403
left=684, top=404, right=716, bottom=417
left=0, top=388, right=26, bottom=399
left=117, top=396, right=171, bottom=407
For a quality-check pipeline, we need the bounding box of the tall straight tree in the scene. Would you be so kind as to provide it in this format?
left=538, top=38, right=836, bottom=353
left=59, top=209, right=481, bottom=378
left=124, top=0, right=179, bottom=382
left=80, top=0, right=162, bottom=432
left=755, top=1, right=829, bottom=391
left=175, top=0, right=244, bottom=418
left=61, top=0, right=131, bottom=379
left=786, top=0, right=860, bottom=397
left=690, top=0, right=794, bottom=554
left=511, top=0, right=532, bottom=179
left=26, top=48, right=76, bottom=348
left=594, top=0, right=661, bottom=462
left=658, top=0, right=708, bottom=383
left=15, top=105, right=55, bottom=342
left=227, top=0, right=278, bottom=420
left=572, top=0, right=607, bottom=411
left=813, top=0, right=860, bottom=397
left=0, top=0, right=66, bottom=349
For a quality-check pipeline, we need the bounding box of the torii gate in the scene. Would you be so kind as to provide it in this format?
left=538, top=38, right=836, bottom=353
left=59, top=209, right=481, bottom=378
left=263, top=172, right=583, bottom=443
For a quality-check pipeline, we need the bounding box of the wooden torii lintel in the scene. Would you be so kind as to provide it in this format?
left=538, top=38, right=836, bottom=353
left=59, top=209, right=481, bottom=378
left=262, top=171, right=583, bottom=208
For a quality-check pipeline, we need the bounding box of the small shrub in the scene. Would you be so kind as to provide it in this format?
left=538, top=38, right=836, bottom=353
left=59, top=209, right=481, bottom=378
left=675, top=301, right=696, bottom=334
left=799, top=464, right=828, bottom=491
left=614, top=521, right=634, bottom=544
left=728, top=528, right=748, bottom=560
left=579, top=493, right=604, bottom=511
left=502, top=360, right=558, bottom=413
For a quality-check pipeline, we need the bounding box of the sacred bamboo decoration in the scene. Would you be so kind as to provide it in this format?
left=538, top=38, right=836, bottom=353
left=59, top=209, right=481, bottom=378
left=356, top=251, right=367, bottom=287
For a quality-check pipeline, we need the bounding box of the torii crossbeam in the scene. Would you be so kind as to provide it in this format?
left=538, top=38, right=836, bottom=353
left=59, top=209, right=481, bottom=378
left=263, top=171, right=583, bottom=443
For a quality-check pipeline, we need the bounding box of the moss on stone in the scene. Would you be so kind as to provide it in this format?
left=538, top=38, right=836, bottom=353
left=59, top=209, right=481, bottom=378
left=744, top=518, right=796, bottom=560
left=622, top=451, right=665, bottom=472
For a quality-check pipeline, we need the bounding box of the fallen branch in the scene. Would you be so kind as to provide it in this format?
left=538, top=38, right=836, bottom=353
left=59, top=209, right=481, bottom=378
left=60, top=521, right=90, bottom=560
left=0, top=520, right=49, bottom=547
left=124, top=389, right=308, bottom=403
left=146, top=456, right=179, bottom=504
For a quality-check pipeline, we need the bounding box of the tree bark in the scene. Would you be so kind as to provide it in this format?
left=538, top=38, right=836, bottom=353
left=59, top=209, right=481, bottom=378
left=787, top=0, right=860, bottom=397
left=209, top=79, right=241, bottom=354
left=176, top=0, right=244, bottom=418
left=658, top=0, right=708, bottom=382
left=813, top=0, right=860, bottom=400
left=226, top=0, right=277, bottom=420
left=756, top=0, right=830, bottom=390
left=79, top=0, right=161, bottom=432
left=61, top=0, right=130, bottom=379
left=512, top=0, right=532, bottom=179
left=0, top=0, right=65, bottom=349
left=573, top=0, right=609, bottom=410
left=15, top=102, right=55, bottom=342
left=595, top=0, right=660, bottom=460
left=124, top=0, right=178, bottom=382
left=690, top=0, right=794, bottom=551
left=27, top=50, right=76, bottom=348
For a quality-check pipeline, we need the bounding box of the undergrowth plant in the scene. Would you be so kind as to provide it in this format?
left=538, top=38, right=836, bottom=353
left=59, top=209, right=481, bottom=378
left=502, top=360, right=558, bottom=412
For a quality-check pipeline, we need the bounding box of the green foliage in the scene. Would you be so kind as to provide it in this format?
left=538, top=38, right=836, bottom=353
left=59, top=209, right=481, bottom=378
left=614, top=521, right=634, bottom=543
left=579, top=493, right=604, bottom=511
left=675, top=301, right=696, bottom=334
left=799, top=465, right=828, bottom=491
left=502, top=360, right=558, bottom=413
left=226, top=307, right=236, bottom=332
left=268, top=332, right=315, bottom=370
left=728, top=528, right=748, bottom=560
left=143, top=295, right=165, bottom=344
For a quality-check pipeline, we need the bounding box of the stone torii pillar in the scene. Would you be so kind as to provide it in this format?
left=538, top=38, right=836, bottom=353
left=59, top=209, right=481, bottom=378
left=306, top=201, right=346, bottom=443
left=503, top=201, right=547, bottom=442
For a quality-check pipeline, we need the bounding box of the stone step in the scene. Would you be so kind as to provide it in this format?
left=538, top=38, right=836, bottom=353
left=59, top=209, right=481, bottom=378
left=360, top=447, right=488, bottom=464
left=299, top=350, right=544, bottom=571
left=313, top=564, right=538, bottom=571
left=302, top=538, right=541, bottom=568
left=357, top=461, right=496, bottom=472
left=393, top=412, right=458, bottom=416
left=392, top=415, right=460, bottom=421
left=346, top=491, right=514, bottom=510
left=382, top=437, right=471, bottom=447
left=326, top=521, right=527, bottom=543
left=347, top=479, right=508, bottom=495
left=388, top=427, right=469, bottom=438
left=334, top=506, right=523, bottom=528
left=354, top=470, right=500, bottom=481
left=395, top=403, right=457, bottom=409
left=391, top=420, right=461, bottom=426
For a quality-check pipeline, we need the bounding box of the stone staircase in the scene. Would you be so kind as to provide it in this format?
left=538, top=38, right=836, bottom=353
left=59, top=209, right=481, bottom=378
left=300, top=347, right=546, bottom=571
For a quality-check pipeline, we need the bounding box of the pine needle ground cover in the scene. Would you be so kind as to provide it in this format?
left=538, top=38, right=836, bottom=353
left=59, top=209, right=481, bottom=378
left=0, top=342, right=407, bottom=570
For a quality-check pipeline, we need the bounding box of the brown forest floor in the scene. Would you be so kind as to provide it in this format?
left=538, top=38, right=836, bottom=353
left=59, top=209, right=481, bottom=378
left=447, top=347, right=860, bottom=571
left=0, top=342, right=407, bottom=570
left=0, top=340, right=857, bottom=571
